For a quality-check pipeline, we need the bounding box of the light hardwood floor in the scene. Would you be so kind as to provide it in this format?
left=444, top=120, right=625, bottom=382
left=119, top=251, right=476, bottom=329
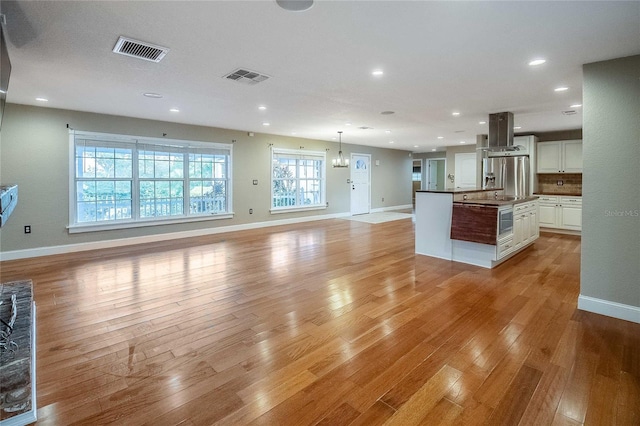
left=1, top=218, right=638, bottom=425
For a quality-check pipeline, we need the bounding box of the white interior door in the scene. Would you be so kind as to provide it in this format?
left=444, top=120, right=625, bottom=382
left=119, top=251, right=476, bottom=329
left=350, top=153, right=371, bottom=215
left=454, top=153, right=477, bottom=188
left=427, top=159, right=441, bottom=190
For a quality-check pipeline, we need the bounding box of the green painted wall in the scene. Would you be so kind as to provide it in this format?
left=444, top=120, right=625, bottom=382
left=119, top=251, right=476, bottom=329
left=0, top=104, right=412, bottom=253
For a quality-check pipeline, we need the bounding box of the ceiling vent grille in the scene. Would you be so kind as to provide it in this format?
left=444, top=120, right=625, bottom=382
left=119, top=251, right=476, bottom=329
left=562, top=110, right=577, bottom=115
left=112, top=36, right=169, bottom=63
left=223, top=68, right=270, bottom=85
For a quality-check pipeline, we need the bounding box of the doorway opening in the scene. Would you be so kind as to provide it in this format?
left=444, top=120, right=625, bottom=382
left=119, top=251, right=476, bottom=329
left=426, top=158, right=446, bottom=191
left=412, top=159, right=422, bottom=206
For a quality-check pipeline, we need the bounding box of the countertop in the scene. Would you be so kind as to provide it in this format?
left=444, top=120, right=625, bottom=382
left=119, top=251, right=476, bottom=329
left=418, top=187, right=503, bottom=194
left=534, top=192, right=582, bottom=197
left=454, top=195, right=539, bottom=207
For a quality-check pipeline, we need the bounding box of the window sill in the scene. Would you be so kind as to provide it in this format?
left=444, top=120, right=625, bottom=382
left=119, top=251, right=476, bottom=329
left=68, top=213, right=234, bottom=234
left=270, top=206, right=327, bottom=215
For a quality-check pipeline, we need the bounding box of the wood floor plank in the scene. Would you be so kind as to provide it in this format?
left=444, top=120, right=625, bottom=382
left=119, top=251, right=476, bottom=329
left=0, top=219, right=637, bottom=425
left=487, top=364, right=543, bottom=424
left=382, top=364, right=463, bottom=425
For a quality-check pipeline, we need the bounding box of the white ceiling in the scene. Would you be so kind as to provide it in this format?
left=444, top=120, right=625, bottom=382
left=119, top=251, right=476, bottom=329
left=2, top=1, right=639, bottom=152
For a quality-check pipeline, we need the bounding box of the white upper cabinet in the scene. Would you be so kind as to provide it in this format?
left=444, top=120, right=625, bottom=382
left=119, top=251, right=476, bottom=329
left=562, top=140, right=583, bottom=173
left=536, top=140, right=582, bottom=173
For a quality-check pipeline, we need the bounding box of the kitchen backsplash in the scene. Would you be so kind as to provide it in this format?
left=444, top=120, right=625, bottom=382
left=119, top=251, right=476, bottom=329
left=537, top=173, right=582, bottom=195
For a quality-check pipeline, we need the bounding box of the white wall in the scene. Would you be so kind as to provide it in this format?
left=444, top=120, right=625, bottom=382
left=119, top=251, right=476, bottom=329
left=580, top=54, right=640, bottom=322
left=445, top=145, right=477, bottom=188
left=0, top=104, right=412, bottom=255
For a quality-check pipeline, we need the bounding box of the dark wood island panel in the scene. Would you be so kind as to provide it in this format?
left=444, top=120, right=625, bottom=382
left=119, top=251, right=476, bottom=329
left=450, top=203, right=498, bottom=245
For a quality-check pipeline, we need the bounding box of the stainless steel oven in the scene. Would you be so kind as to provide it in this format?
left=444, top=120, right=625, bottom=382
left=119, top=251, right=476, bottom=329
left=498, top=206, right=514, bottom=237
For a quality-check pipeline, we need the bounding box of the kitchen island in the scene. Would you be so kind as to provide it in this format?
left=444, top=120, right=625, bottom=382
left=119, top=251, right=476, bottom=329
left=415, top=188, right=539, bottom=268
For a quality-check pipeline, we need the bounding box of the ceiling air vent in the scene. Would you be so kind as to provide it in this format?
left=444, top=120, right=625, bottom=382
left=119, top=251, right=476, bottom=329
left=112, top=36, right=169, bottom=63
left=562, top=110, right=577, bottom=115
left=223, top=68, right=270, bottom=85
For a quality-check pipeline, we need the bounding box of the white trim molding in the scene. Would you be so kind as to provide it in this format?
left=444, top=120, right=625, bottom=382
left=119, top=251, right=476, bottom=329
left=0, top=212, right=351, bottom=262
left=578, top=295, right=640, bottom=324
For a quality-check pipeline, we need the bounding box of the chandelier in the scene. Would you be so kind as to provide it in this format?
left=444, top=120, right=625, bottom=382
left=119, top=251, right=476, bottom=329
left=332, top=131, right=349, bottom=168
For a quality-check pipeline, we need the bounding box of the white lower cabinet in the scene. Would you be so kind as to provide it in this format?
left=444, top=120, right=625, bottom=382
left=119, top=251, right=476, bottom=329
left=512, top=200, right=539, bottom=250
left=537, top=195, right=582, bottom=231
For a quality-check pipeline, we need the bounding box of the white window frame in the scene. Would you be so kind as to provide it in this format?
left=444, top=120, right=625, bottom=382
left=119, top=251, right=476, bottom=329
left=68, top=130, right=233, bottom=233
left=270, top=147, right=326, bottom=214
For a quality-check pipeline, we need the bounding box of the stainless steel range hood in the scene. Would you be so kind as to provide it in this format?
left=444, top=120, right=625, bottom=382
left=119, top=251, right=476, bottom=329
left=488, top=112, right=514, bottom=148
left=479, top=111, right=526, bottom=155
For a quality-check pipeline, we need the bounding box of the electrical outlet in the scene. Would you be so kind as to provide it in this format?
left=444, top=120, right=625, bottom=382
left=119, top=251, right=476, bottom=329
left=557, top=180, right=564, bottom=186
left=252, top=180, right=258, bottom=185
left=249, top=208, right=253, bottom=214
left=24, top=225, right=31, bottom=234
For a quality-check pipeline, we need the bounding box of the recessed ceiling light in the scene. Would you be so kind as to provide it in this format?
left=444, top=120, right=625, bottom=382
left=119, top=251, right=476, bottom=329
left=169, top=108, right=180, bottom=113
left=529, top=59, right=546, bottom=66
left=143, top=92, right=163, bottom=98
left=389, top=141, right=395, bottom=144
left=459, top=141, right=466, bottom=144
left=452, top=112, right=460, bottom=116
left=570, top=104, right=582, bottom=108
left=262, top=122, right=270, bottom=126
left=514, top=126, right=522, bottom=130
left=479, top=121, right=487, bottom=125
left=35, top=97, right=48, bottom=102
left=432, top=148, right=437, bottom=152
left=291, top=132, right=297, bottom=135
left=345, top=122, right=352, bottom=126
left=414, top=145, right=419, bottom=148
left=372, top=70, right=384, bottom=76
left=258, top=105, right=267, bottom=110
left=437, top=136, right=444, bottom=139
left=385, top=130, right=391, bottom=134
left=276, top=0, right=314, bottom=12
left=555, top=87, right=569, bottom=92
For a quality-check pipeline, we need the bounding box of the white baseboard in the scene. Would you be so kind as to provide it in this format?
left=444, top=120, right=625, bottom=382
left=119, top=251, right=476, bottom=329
left=371, top=204, right=413, bottom=213
left=0, top=212, right=351, bottom=262
left=578, top=295, right=640, bottom=324
left=539, top=227, right=581, bottom=236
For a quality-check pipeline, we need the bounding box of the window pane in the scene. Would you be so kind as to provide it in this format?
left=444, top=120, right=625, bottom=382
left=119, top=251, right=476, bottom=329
left=139, top=159, right=154, bottom=178
left=189, top=179, right=226, bottom=214
left=115, top=201, right=132, bottom=220
left=155, top=157, right=170, bottom=178
left=77, top=202, right=97, bottom=222
left=115, top=159, right=132, bottom=178
left=95, top=157, right=115, bottom=178
left=214, top=162, right=225, bottom=178
left=170, top=159, right=184, bottom=178
left=77, top=181, right=96, bottom=202
left=76, top=147, right=96, bottom=178
left=115, top=181, right=132, bottom=200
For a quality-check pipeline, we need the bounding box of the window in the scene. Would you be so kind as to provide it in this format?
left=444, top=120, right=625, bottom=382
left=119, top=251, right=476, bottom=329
left=271, top=148, right=326, bottom=212
left=70, top=131, right=232, bottom=231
